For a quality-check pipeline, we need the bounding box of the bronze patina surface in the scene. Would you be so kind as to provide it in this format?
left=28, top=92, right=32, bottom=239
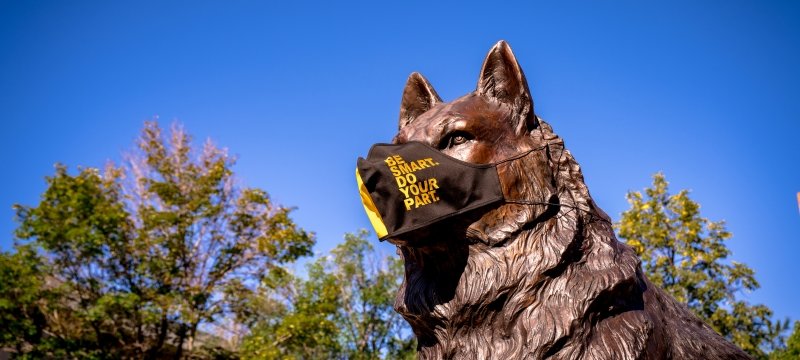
left=388, top=41, right=751, bottom=359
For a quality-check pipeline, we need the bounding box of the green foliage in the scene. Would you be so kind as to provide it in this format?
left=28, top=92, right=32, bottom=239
left=617, top=172, right=788, bottom=359
left=7, top=121, right=314, bottom=358
left=0, top=245, right=47, bottom=354
left=239, top=230, right=415, bottom=360
left=770, top=321, right=800, bottom=360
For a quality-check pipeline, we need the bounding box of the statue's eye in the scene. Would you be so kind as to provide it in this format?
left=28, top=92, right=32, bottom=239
left=452, top=134, right=468, bottom=145
left=440, top=131, right=474, bottom=149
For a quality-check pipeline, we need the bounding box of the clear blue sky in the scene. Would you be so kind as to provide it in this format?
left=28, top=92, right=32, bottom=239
left=2, top=1, right=798, bottom=324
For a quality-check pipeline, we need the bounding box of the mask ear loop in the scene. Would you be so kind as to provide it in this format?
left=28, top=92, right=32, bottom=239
left=501, top=140, right=612, bottom=225
left=492, top=144, right=548, bottom=166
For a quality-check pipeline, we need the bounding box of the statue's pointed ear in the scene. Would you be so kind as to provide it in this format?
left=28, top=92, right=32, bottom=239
left=399, top=72, right=442, bottom=130
left=477, top=40, right=537, bottom=133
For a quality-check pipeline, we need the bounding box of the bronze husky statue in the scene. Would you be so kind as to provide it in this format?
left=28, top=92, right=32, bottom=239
left=389, top=41, right=750, bottom=359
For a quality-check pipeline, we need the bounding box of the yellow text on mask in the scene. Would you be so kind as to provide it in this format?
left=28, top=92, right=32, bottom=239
left=384, top=154, right=442, bottom=211
left=384, top=155, right=439, bottom=176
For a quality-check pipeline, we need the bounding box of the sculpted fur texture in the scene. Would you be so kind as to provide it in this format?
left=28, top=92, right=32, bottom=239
left=388, top=41, right=750, bottom=359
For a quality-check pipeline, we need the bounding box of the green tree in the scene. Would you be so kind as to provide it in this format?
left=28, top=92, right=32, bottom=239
left=0, top=245, right=48, bottom=355
left=239, top=230, right=416, bottom=360
left=9, top=121, right=314, bottom=359
left=616, top=172, right=787, bottom=359
left=770, top=321, right=800, bottom=359
left=0, top=245, right=94, bottom=359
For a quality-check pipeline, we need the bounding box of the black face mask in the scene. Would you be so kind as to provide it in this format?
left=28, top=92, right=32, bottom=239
left=356, top=141, right=549, bottom=240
